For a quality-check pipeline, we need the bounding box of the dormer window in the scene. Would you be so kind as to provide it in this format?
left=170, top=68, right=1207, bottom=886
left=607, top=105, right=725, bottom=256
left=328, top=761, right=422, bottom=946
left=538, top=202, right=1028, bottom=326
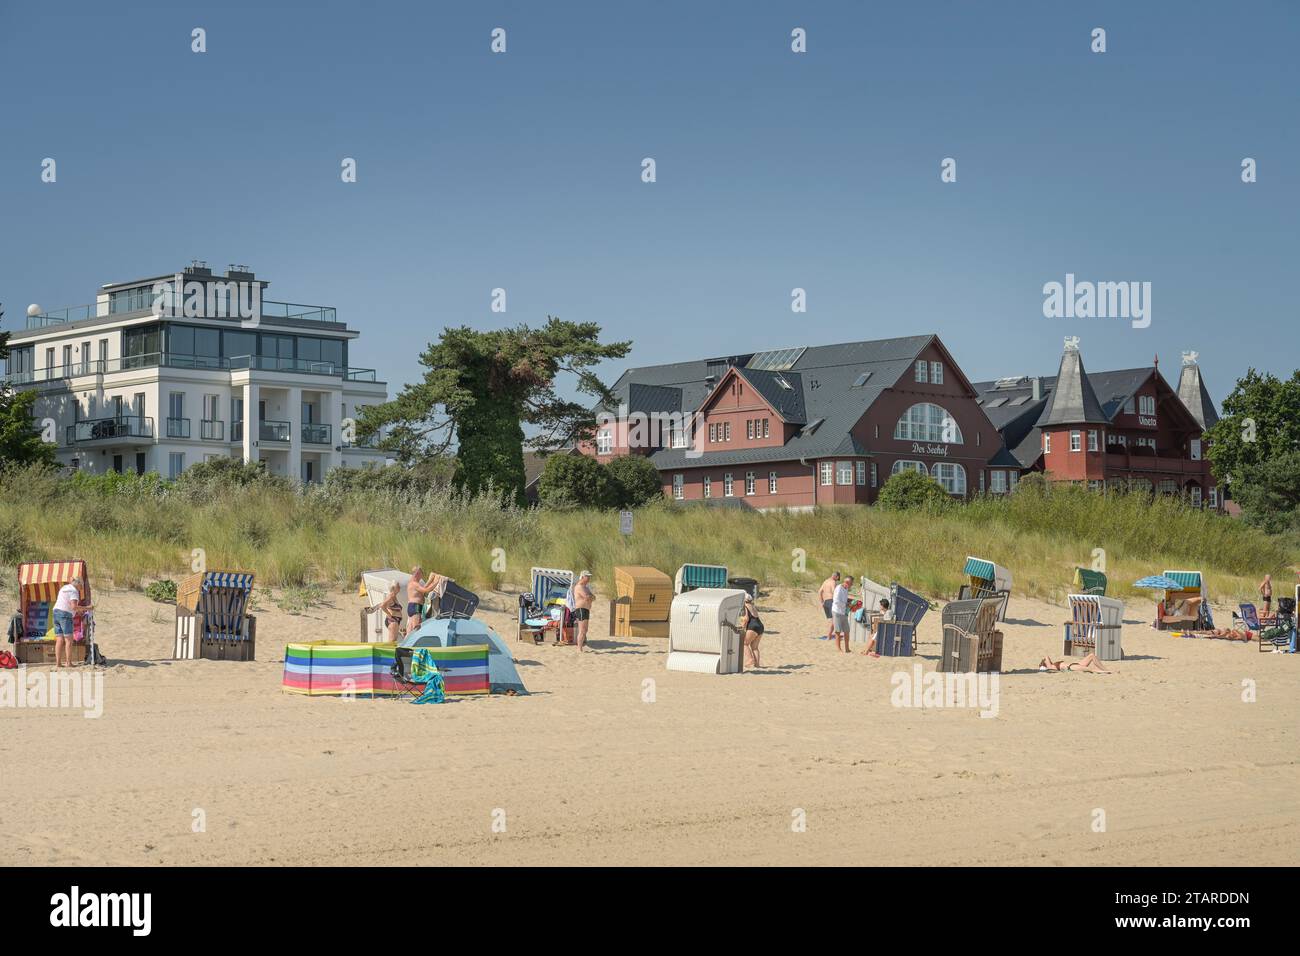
left=915, top=360, right=928, bottom=383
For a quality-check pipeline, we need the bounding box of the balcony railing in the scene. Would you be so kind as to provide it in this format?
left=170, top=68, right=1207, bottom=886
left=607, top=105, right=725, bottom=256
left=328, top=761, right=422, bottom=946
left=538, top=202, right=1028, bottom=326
left=165, top=417, right=191, bottom=439
left=1104, top=452, right=1205, bottom=476
left=201, top=419, right=225, bottom=441
left=65, top=416, right=154, bottom=445
left=231, top=421, right=243, bottom=442
left=2, top=351, right=381, bottom=387
left=301, top=423, right=332, bottom=445
left=259, top=420, right=291, bottom=442
left=24, top=298, right=340, bottom=329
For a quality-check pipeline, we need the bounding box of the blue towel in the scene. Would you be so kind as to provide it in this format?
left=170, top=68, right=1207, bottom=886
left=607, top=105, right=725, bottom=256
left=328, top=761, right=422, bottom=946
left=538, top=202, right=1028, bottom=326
left=410, top=648, right=446, bottom=704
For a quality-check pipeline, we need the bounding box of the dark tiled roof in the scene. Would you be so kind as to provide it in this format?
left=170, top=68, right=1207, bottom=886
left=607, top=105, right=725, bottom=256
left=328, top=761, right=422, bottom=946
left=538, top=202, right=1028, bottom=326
left=1036, top=347, right=1109, bottom=426
left=1176, top=362, right=1220, bottom=430
left=612, top=334, right=936, bottom=469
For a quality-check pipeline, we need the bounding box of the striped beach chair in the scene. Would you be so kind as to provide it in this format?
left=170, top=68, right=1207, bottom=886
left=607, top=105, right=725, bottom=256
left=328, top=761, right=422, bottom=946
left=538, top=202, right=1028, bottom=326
left=1063, top=594, right=1124, bottom=661
left=174, top=570, right=256, bottom=661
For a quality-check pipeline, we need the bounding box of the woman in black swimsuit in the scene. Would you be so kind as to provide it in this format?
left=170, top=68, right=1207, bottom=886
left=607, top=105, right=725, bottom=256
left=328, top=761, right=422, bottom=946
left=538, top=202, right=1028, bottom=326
left=369, top=582, right=403, bottom=643
left=741, top=596, right=765, bottom=669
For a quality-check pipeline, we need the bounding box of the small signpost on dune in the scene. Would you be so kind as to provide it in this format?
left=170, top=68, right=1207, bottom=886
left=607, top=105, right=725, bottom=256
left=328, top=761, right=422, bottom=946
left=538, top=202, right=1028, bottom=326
left=619, top=511, right=633, bottom=536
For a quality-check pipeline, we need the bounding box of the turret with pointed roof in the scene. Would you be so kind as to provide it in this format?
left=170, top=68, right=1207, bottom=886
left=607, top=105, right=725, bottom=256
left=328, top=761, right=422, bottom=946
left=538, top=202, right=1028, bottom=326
left=1176, top=350, right=1220, bottom=430
left=1035, top=336, right=1109, bottom=427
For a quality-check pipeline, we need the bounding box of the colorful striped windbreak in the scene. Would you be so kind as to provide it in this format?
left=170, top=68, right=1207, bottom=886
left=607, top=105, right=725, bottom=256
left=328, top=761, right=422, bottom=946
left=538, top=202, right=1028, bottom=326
left=282, top=641, right=490, bottom=698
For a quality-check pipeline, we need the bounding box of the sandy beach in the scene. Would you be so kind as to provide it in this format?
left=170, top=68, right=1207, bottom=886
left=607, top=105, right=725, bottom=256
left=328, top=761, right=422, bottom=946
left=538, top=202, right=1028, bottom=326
left=1, top=585, right=1296, bottom=866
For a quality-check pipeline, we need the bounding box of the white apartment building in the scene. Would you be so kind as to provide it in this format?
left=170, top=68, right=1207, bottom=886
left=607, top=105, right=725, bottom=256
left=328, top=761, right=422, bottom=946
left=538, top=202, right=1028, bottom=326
left=2, top=262, right=388, bottom=481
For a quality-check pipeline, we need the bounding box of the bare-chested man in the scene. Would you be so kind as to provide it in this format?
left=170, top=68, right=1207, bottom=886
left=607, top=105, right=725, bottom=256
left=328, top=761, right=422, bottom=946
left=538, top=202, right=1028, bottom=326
left=572, top=570, right=594, bottom=651
left=405, top=566, right=442, bottom=636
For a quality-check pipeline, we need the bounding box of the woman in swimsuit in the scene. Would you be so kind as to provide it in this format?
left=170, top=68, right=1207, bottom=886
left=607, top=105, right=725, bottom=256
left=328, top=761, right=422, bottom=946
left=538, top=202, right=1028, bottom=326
left=740, top=596, right=765, bottom=669
left=1039, top=653, right=1113, bottom=674
left=365, top=582, right=404, bottom=643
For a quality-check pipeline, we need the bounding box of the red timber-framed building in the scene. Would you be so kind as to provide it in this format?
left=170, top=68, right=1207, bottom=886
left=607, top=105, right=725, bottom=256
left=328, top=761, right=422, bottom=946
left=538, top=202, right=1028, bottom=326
left=579, top=335, right=1019, bottom=510
left=973, top=338, right=1222, bottom=509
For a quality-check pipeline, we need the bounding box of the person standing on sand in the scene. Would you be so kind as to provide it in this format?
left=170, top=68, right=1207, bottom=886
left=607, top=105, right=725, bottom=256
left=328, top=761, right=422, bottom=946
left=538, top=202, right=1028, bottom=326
left=52, top=576, right=91, bottom=668
left=405, top=567, right=441, bottom=636
left=572, top=571, right=595, bottom=651
left=832, top=575, right=853, bottom=653
left=1258, top=574, right=1273, bottom=617
left=740, top=595, right=765, bottom=669
left=819, top=571, right=840, bottom=640
left=368, top=581, right=403, bottom=643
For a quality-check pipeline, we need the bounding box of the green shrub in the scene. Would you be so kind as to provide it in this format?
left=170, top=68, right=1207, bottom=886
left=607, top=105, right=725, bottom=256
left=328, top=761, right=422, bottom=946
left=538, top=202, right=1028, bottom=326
left=876, top=470, right=953, bottom=511
left=538, top=453, right=613, bottom=509
left=606, top=455, right=663, bottom=509
left=144, top=579, right=178, bottom=603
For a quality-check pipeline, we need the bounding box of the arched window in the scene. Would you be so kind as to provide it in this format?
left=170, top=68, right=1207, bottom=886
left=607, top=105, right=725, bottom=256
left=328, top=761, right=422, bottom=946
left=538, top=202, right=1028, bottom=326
left=894, top=403, right=963, bottom=443
left=891, top=460, right=928, bottom=476
left=931, top=462, right=967, bottom=495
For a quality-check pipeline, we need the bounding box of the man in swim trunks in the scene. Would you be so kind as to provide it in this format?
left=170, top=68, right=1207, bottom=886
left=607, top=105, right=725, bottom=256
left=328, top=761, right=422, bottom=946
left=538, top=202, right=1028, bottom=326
left=406, top=567, right=441, bottom=636
left=819, top=571, right=840, bottom=640
left=572, top=570, right=595, bottom=652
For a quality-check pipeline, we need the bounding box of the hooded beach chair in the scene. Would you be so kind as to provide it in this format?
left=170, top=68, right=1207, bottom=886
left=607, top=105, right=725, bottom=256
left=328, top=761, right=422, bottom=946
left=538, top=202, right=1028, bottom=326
left=873, top=585, right=928, bottom=657
left=939, top=597, right=1003, bottom=673
left=1157, top=571, right=1206, bottom=630
left=1063, top=594, right=1124, bottom=661
left=519, top=567, right=574, bottom=643
left=174, top=570, right=257, bottom=661
left=959, top=556, right=1011, bottom=622
left=850, top=576, right=893, bottom=644
left=12, top=560, right=93, bottom=665
left=1073, top=567, right=1108, bottom=596
left=674, top=563, right=729, bottom=595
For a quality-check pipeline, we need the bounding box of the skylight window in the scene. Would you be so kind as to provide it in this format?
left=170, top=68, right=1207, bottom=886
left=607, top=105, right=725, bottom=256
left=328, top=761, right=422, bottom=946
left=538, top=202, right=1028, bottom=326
left=1008, top=396, right=1030, bottom=406
left=774, top=374, right=793, bottom=390
left=985, top=397, right=1009, bottom=408
left=993, top=376, right=1025, bottom=390
left=852, top=371, right=872, bottom=388
left=748, top=347, right=807, bottom=372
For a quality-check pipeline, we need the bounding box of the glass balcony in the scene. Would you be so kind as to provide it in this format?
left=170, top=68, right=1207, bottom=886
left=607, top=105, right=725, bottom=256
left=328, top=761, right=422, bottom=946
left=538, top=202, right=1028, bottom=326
left=301, top=423, right=332, bottom=445
left=259, top=420, right=291, bottom=442
left=26, top=298, right=340, bottom=328
left=1, top=351, right=381, bottom=388
left=200, top=419, right=225, bottom=441
left=65, top=416, right=154, bottom=445
left=231, top=421, right=244, bottom=442
left=165, top=417, right=191, bottom=439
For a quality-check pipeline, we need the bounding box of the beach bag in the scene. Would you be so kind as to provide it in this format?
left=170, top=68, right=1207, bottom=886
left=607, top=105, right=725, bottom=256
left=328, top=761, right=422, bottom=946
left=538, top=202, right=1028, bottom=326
left=0, top=650, right=17, bottom=669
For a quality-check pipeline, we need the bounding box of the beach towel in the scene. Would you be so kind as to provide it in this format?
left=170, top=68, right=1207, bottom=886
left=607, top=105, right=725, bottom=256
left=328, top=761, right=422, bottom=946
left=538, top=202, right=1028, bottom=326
left=410, top=648, right=446, bottom=705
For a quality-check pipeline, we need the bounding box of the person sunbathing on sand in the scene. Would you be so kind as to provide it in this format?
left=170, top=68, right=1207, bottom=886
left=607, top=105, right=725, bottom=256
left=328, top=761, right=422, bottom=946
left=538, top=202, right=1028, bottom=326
left=1039, top=654, right=1113, bottom=674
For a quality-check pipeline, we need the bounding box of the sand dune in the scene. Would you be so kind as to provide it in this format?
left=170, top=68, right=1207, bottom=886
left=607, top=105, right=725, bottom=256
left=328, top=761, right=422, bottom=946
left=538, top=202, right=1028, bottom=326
left=1, top=585, right=1296, bottom=866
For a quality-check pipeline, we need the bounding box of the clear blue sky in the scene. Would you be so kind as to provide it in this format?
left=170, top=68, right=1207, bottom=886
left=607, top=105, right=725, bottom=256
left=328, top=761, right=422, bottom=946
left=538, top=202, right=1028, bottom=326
left=1, top=1, right=1296, bottom=406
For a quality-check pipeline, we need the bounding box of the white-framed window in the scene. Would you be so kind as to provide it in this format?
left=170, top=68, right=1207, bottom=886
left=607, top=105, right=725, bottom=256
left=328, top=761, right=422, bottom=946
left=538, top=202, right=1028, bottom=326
left=597, top=430, right=613, bottom=455
left=931, top=462, right=967, bottom=496
left=1070, top=430, right=1082, bottom=452
left=671, top=424, right=688, bottom=448
left=673, top=474, right=683, bottom=499
left=1044, top=434, right=1052, bottom=454
left=894, top=403, right=963, bottom=443
left=746, top=420, right=754, bottom=440
left=724, top=472, right=734, bottom=497
left=703, top=476, right=711, bottom=499
left=745, top=471, right=755, bottom=495
left=762, top=419, right=770, bottom=438
left=1158, top=478, right=1179, bottom=495
left=820, top=462, right=833, bottom=486
left=1209, top=487, right=1218, bottom=507
left=856, top=461, right=866, bottom=485
left=1008, top=471, right=1019, bottom=490
left=990, top=470, right=1008, bottom=493
left=836, top=461, right=853, bottom=485
left=724, top=422, right=731, bottom=441
left=1088, top=430, right=1098, bottom=452
left=168, top=452, right=185, bottom=480
left=709, top=423, right=717, bottom=443
left=1139, top=395, right=1156, bottom=416
left=1114, top=434, right=1127, bottom=446
left=1190, top=485, right=1202, bottom=507
left=1088, top=479, right=1101, bottom=492
left=931, top=361, right=943, bottom=384
left=870, top=462, right=878, bottom=488
left=769, top=471, right=778, bottom=494
left=915, top=360, right=928, bottom=383
left=891, top=460, right=928, bottom=476
left=1190, top=439, right=1202, bottom=460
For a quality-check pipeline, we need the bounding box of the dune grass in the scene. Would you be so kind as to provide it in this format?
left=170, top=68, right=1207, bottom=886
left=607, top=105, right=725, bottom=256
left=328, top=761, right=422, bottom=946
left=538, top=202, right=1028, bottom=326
left=0, top=464, right=1293, bottom=608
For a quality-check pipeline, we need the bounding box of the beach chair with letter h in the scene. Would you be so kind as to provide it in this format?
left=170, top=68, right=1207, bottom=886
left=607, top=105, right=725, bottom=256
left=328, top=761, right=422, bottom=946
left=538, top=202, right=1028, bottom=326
left=1063, top=594, right=1124, bottom=661
left=872, top=585, right=929, bottom=657
left=939, top=596, right=1003, bottom=673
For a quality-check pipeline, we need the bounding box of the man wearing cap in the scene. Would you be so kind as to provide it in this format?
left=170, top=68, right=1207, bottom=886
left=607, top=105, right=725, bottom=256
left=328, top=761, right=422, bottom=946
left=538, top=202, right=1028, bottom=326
left=572, top=570, right=595, bottom=652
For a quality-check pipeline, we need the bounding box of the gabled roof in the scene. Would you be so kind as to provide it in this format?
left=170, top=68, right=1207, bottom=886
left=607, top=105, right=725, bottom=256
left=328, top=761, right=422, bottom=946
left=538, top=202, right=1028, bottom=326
left=1176, top=359, right=1220, bottom=430
left=617, top=334, right=940, bottom=469
left=1036, top=343, right=1109, bottom=427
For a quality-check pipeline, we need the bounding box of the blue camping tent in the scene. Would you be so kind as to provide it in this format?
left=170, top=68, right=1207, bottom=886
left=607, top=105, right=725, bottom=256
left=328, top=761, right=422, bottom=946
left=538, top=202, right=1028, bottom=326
left=402, top=618, right=528, bottom=694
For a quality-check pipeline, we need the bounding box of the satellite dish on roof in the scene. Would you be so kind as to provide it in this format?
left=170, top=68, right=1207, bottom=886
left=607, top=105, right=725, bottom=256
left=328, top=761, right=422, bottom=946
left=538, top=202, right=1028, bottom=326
left=27, top=304, right=42, bottom=317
